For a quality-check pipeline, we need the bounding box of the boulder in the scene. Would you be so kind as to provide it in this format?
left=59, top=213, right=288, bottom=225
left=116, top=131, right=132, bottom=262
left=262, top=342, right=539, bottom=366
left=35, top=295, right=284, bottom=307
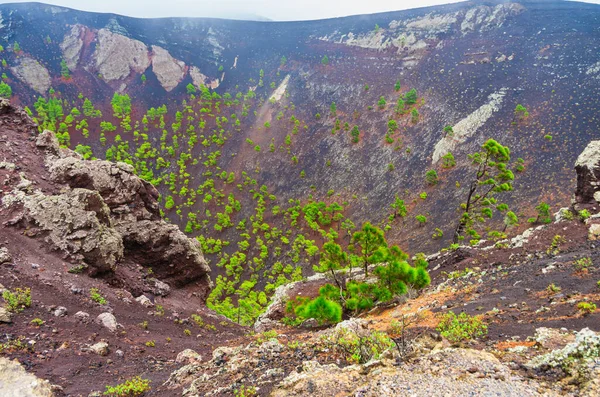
left=575, top=141, right=600, bottom=208
left=135, top=295, right=154, bottom=308
left=90, top=342, right=109, bottom=356
left=49, top=155, right=160, bottom=219
left=53, top=307, right=68, bottom=317
left=0, top=307, right=12, bottom=323
left=96, top=312, right=118, bottom=332
left=0, top=247, right=11, bottom=265
left=4, top=188, right=124, bottom=273
left=116, top=219, right=211, bottom=290
left=176, top=349, right=202, bottom=364
left=74, top=311, right=90, bottom=322
left=35, top=130, right=60, bottom=155
left=0, top=357, right=54, bottom=396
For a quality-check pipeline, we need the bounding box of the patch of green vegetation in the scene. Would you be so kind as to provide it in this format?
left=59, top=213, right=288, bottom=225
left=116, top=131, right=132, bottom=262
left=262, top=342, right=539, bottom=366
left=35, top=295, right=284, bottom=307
left=437, top=311, right=488, bottom=343
left=104, top=376, right=151, bottom=397
left=2, top=287, right=31, bottom=313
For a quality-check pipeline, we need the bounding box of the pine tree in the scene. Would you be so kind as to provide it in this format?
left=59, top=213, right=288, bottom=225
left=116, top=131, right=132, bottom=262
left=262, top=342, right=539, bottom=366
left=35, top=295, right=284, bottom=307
left=352, top=222, right=386, bottom=277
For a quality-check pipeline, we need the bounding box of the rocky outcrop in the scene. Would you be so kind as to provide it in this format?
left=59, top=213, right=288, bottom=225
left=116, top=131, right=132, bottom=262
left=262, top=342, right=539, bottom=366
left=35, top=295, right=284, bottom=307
left=49, top=156, right=160, bottom=219
left=93, top=28, right=150, bottom=82
left=4, top=188, right=124, bottom=273
left=151, top=45, right=186, bottom=92
left=0, top=358, right=55, bottom=397
left=575, top=141, right=600, bottom=207
left=60, top=24, right=84, bottom=71
left=3, top=114, right=211, bottom=294
left=10, top=56, right=51, bottom=95
left=117, top=219, right=210, bottom=288
left=190, top=66, right=219, bottom=90
left=432, top=88, right=507, bottom=163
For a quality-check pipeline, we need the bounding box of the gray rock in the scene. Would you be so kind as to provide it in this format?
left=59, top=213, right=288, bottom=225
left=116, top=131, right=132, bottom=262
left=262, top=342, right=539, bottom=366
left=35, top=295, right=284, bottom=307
left=74, top=311, right=90, bottom=322
left=53, top=307, right=68, bottom=317
left=147, top=278, right=170, bottom=296
left=176, top=349, right=202, bottom=364
left=0, top=247, right=11, bottom=265
left=135, top=295, right=153, bottom=308
left=35, top=130, right=60, bottom=155
left=0, top=307, right=12, bottom=323
left=96, top=312, right=118, bottom=332
left=0, top=357, right=55, bottom=396
left=90, top=342, right=109, bottom=356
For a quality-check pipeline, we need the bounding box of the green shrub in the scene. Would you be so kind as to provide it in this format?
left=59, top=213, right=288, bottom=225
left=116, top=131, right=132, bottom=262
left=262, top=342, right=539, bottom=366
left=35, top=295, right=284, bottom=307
left=256, top=330, right=278, bottom=344
left=323, top=327, right=394, bottom=364
left=2, top=288, right=31, bottom=313
left=90, top=288, right=107, bottom=305
left=437, top=311, right=488, bottom=343
left=30, top=318, right=45, bottom=326
left=104, top=376, right=151, bottom=396
left=574, top=257, right=592, bottom=272
left=577, top=302, right=597, bottom=316
left=295, top=295, right=342, bottom=325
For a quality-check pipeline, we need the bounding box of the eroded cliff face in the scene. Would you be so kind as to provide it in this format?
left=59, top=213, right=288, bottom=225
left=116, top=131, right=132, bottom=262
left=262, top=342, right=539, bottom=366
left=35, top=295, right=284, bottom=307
left=93, top=28, right=151, bottom=82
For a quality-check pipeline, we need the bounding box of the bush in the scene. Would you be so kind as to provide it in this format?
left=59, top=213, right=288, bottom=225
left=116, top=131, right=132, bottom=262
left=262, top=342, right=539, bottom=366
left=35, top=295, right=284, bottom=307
left=323, top=327, right=394, bottom=364
left=90, top=288, right=107, bottom=305
left=437, top=311, right=488, bottom=343
left=295, top=295, right=342, bottom=325
left=2, top=288, right=31, bottom=313
left=104, top=376, right=151, bottom=396
left=577, top=302, right=597, bottom=316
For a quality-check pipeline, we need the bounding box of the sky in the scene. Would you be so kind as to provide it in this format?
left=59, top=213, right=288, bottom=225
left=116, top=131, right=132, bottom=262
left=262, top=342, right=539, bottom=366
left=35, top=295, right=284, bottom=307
left=0, top=0, right=599, bottom=21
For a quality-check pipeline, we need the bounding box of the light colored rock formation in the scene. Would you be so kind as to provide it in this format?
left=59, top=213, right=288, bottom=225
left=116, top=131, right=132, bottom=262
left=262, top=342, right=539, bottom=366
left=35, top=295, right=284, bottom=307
left=0, top=358, right=54, bottom=397
left=10, top=56, right=51, bottom=95
left=4, top=188, right=124, bottom=273
left=432, top=88, right=507, bottom=163
left=93, top=28, right=150, bottom=82
left=190, top=66, right=219, bottom=90
left=151, top=45, right=186, bottom=92
left=268, top=74, right=290, bottom=102
left=461, top=3, right=526, bottom=35
left=575, top=141, right=600, bottom=205
left=96, top=312, right=118, bottom=332
left=60, top=24, right=84, bottom=70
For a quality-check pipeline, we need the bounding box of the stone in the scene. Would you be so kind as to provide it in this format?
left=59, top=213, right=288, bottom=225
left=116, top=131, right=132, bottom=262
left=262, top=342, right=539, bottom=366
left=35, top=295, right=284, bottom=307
left=60, top=24, right=84, bottom=70
left=212, top=346, right=234, bottom=365
left=0, top=307, right=12, bottom=323
left=96, top=312, right=118, bottom=332
left=90, top=342, right=109, bottom=356
left=575, top=141, right=600, bottom=206
left=35, top=130, right=60, bottom=155
left=135, top=295, right=154, bottom=308
left=0, top=357, right=55, bottom=396
left=54, top=307, right=68, bottom=317
left=147, top=278, right=170, bottom=296
left=4, top=188, right=124, bottom=273
left=588, top=224, right=600, bottom=241
left=74, top=311, right=90, bottom=321
left=0, top=247, right=11, bottom=264
left=176, top=349, right=202, bottom=364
